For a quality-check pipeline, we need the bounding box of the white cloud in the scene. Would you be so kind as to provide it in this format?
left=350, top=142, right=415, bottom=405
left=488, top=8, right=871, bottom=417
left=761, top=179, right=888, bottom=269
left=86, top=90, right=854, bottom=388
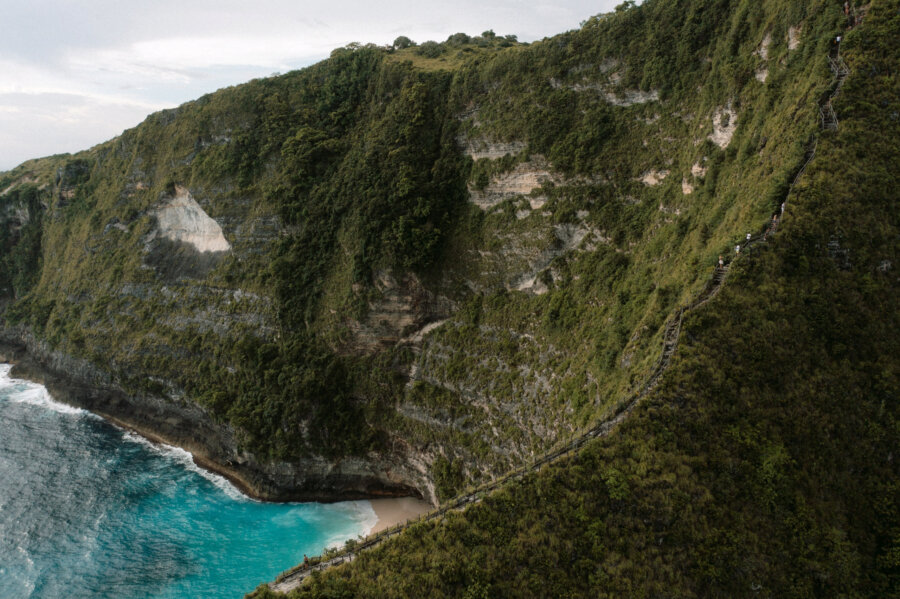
left=0, top=92, right=155, bottom=162
left=0, top=58, right=164, bottom=112
left=67, top=35, right=334, bottom=75
left=0, top=0, right=624, bottom=171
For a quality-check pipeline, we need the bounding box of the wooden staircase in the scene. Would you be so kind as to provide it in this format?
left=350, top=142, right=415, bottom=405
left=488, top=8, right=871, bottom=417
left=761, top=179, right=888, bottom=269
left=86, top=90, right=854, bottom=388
left=822, top=53, right=851, bottom=131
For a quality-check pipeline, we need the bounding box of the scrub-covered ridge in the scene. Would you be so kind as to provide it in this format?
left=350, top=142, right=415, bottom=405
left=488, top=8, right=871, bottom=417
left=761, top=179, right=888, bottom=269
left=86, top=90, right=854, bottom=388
left=0, top=0, right=897, bottom=595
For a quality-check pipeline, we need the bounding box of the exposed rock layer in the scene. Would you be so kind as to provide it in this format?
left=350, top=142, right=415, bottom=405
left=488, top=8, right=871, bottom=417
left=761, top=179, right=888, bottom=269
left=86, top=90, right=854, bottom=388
left=0, top=332, right=433, bottom=504
left=154, top=185, right=231, bottom=253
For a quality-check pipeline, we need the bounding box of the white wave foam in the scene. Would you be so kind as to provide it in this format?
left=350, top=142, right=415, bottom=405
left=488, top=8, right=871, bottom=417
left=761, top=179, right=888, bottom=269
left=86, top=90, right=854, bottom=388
left=16, top=544, right=35, bottom=572
left=322, top=501, right=378, bottom=550
left=9, top=386, right=87, bottom=416
left=8, top=546, right=37, bottom=597
left=0, top=363, right=254, bottom=502
left=0, top=363, right=21, bottom=393
left=355, top=501, right=380, bottom=539
left=119, top=430, right=251, bottom=502
left=0, top=364, right=90, bottom=417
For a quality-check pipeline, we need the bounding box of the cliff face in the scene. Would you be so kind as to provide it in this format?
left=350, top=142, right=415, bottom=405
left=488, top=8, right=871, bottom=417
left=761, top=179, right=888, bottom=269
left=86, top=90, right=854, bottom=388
left=253, top=1, right=900, bottom=594
left=0, top=331, right=429, bottom=503
left=0, top=0, right=841, bottom=505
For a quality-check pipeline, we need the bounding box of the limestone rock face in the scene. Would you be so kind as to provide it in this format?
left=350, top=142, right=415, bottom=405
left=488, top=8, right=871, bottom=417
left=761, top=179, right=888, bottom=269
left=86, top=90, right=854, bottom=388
left=343, top=271, right=454, bottom=356
left=461, top=139, right=527, bottom=160
left=0, top=330, right=432, bottom=503
left=468, top=159, right=556, bottom=210
left=155, top=186, right=230, bottom=253
left=709, top=105, right=737, bottom=148
left=639, top=169, right=669, bottom=186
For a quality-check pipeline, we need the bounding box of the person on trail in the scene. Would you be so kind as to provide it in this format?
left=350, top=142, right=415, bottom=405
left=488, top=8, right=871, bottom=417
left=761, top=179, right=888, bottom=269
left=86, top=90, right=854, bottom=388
left=304, top=554, right=310, bottom=566
left=844, top=1, right=850, bottom=15
left=781, top=202, right=785, bottom=215
left=735, top=244, right=741, bottom=254
left=746, top=233, right=752, bottom=242
left=719, top=255, right=724, bottom=268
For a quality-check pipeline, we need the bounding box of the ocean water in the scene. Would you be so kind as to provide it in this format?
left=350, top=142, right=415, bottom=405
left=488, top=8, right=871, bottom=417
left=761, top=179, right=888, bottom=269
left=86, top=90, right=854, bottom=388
left=0, top=365, right=376, bottom=598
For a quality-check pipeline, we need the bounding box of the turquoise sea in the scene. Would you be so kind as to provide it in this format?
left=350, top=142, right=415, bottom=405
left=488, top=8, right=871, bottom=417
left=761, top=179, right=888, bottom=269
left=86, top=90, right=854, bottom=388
left=0, top=364, right=375, bottom=598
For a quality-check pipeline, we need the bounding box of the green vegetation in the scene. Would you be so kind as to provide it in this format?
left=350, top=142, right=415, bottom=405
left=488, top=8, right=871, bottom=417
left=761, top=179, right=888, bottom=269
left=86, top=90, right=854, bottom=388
left=379, top=0, right=846, bottom=483
left=251, top=1, right=900, bottom=595
left=0, top=0, right=897, bottom=593
left=0, top=0, right=863, bottom=473
left=0, top=184, right=45, bottom=298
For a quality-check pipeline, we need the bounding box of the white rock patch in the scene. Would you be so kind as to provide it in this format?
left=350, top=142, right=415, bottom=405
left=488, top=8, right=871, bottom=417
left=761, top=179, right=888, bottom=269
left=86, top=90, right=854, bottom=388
left=754, top=33, right=772, bottom=83
left=548, top=73, right=659, bottom=106
left=529, top=196, right=547, bottom=210
left=788, top=26, right=802, bottom=50
left=468, top=160, right=555, bottom=210
left=756, top=32, right=772, bottom=60
left=709, top=105, right=737, bottom=148
left=155, top=186, right=230, bottom=252
left=515, top=275, right=549, bottom=295
left=512, top=224, right=602, bottom=295
left=604, top=89, right=659, bottom=106
left=658, top=204, right=681, bottom=216
left=691, top=161, right=708, bottom=177
left=399, top=319, right=449, bottom=345
left=639, top=169, right=669, bottom=186
left=682, top=178, right=694, bottom=195
left=462, top=139, right=527, bottom=160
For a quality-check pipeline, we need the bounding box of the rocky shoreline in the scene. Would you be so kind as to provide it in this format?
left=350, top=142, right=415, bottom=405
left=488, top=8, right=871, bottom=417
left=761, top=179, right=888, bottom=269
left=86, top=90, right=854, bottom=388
left=0, top=336, right=432, bottom=505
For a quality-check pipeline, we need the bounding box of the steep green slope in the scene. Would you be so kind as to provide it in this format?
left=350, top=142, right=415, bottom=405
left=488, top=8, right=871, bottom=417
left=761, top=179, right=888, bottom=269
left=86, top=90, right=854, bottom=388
left=252, top=0, right=900, bottom=596
left=0, top=0, right=896, bottom=594
left=0, top=0, right=880, bottom=516
left=388, top=0, right=837, bottom=498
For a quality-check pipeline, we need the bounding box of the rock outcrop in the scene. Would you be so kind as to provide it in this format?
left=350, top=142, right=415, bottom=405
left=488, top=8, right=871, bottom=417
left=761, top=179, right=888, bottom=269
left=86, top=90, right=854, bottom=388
left=153, top=186, right=231, bottom=253
left=0, top=328, right=434, bottom=503
left=709, top=104, right=738, bottom=148
left=342, top=271, right=454, bottom=355
left=468, top=158, right=557, bottom=210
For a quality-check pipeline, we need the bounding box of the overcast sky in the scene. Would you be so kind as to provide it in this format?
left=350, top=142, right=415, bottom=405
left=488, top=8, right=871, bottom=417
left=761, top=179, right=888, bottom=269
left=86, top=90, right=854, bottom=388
left=0, top=0, right=627, bottom=171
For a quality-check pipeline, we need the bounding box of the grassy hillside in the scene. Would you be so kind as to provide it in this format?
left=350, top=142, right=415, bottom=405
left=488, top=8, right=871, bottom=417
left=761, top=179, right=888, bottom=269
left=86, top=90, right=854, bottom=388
left=0, top=0, right=890, bottom=551
left=251, top=0, right=900, bottom=595
left=387, top=0, right=841, bottom=493
left=0, top=0, right=896, bottom=594
left=0, top=0, right=851, bottom=480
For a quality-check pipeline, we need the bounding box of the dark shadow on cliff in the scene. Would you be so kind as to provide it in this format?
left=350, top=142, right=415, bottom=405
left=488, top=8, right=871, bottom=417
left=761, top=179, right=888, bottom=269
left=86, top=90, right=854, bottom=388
left=143, top=237, right=226, bottom=282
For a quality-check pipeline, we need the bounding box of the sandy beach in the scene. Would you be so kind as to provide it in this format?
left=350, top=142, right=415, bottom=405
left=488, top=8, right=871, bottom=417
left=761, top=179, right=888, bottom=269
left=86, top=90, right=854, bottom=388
left=368, top=497, right=433, bottom=534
